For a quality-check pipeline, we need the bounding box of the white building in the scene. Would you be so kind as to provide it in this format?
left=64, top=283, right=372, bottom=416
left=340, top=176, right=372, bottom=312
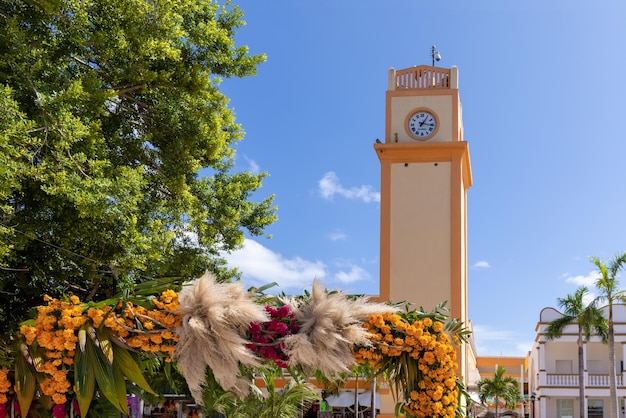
left=528, top=304, right=626, bottom=418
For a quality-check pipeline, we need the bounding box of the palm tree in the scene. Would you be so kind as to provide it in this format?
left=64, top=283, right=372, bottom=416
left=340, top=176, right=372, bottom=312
left=545, top=286, right=608, bottom=418
left=477, top=365, right=521, bottom=418
left=200, top=365, right=319, bottom=418
left=592, top=252, right=626, bottom=418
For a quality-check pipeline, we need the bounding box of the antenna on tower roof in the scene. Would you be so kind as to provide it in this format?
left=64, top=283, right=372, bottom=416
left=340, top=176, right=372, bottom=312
left=431, top=45, right=441, bottom=66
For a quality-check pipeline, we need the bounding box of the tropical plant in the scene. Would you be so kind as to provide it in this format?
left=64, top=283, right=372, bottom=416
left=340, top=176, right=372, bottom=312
left=477, top=365, right=521, bottom=418
left=591, top=252, right=626, bottom=418
left=0, top=0, right=276, bottom=337
left=201, top=364, right=319, bottom=418
left=545, top=286, right=608, bottom=418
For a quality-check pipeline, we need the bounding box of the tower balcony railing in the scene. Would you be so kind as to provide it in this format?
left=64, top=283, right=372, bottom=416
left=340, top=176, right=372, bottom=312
left=545, top=373, right=624, bottom=387
left=394, top=66, right=451, bottom=90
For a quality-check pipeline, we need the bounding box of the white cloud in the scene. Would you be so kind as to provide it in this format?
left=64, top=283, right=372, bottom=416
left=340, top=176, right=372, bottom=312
left=334, top=264, right=370, bottom=284
left=472, top=261, right=491, bottom=269
left=562, top=271, right=599, bottom=287
left=318, top=172, right=380, bottom=203
left=222, top=239, right=374, bottom=293
left=222, top=238, right=326, bottom=291
left=243, top=156, right=260, bottom=174
left=328, top=231, right=347, bottom=241
left=471, top=324, right=532, bottom=357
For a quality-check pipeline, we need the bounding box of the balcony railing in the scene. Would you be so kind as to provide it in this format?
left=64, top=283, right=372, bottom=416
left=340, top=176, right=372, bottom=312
left=545, top=374, right=624, bottom=387
left=395, top=66, right=450, bottom=90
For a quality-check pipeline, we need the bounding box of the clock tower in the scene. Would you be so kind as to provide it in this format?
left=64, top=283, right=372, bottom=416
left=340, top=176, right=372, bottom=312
left=374, top=64, right=472, bottom=379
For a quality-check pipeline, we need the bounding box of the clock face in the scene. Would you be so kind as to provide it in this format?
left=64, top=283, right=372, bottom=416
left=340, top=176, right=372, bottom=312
left=407, top=110, right=438, bottom=139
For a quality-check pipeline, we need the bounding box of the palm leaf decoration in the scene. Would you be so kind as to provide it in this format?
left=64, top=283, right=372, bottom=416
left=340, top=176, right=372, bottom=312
left=109, top=337, right=157, bottom=396
left=75, top=327, right=96, bottom=417
left=74, top=325, right=160, bottom=415
left=85, top=327, right=125, bottom=413
left=14, top=342, right=37, bottom=416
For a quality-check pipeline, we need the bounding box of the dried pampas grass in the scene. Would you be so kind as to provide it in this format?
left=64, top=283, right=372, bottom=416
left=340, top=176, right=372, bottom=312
left=173, top=272, right=268, bottom=402
left=282, top=279, right=397, bottom=375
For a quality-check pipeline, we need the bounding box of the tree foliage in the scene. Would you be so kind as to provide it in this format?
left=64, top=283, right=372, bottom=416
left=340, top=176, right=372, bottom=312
left=591, top=253, right=626, bottom=418
left=477, top=365, right=521, bottom=418
left=0, top=0, right=276, bottom=335
left=545, top=286, right=608, bottom=418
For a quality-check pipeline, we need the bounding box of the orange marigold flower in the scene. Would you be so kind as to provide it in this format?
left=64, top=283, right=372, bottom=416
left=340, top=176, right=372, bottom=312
left=433, top=321, right=444, bottom=333
left=52, top=393, right=67, bottom=405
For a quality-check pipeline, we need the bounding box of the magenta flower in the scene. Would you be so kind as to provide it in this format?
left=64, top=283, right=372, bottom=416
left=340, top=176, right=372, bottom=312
left=52, top=403, right=66, bottom=418
left=247, top=304, right=299, bottom=367
left=72, top=399, right=81, bottom=416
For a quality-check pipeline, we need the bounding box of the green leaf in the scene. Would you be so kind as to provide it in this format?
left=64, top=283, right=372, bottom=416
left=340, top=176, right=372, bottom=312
left=74, top=326, right=96, bottom=416
left=86, top=328, right=123, bottom=411
left=112, top=357, right=130, bottom=414
left=111, top=339, right=157, bottom=395
left=15, top=344, right=36, bottom=416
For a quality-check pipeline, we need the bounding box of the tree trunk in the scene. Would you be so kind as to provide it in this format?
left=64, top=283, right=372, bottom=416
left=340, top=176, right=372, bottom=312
left=495, top=395, right=499, bottom=418
left=577, top=335, right=587, bottom=418
left=608, top=311, right=619, bottom=418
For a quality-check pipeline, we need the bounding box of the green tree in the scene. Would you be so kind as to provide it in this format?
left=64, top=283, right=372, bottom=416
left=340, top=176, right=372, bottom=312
left=591, top=253, right=626, bottom=418
left=0, top=0, right=276, bottom=335
left=477, top=365, right=521, bottom=418
left=200, top=365, right=319, bottom=418
left=545, top=286, right=608, bottom=418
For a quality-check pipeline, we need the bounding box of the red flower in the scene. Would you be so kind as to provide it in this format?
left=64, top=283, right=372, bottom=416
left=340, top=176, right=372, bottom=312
left=247, top=304, right=299, bottom=367
left=52, top=403, right=67, bottom=418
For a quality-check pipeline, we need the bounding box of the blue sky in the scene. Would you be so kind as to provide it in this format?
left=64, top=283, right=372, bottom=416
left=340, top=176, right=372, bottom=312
left=217, top=0, right=626, bottom=357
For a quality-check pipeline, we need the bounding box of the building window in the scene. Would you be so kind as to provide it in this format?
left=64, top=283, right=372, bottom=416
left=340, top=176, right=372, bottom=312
left=557, top=399, right=573, bottom=418
left=588, top=399, right=603, bottom=418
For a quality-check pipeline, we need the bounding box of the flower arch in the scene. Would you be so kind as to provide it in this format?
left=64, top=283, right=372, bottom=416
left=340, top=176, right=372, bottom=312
left=0, top=273, right=469, bottom=418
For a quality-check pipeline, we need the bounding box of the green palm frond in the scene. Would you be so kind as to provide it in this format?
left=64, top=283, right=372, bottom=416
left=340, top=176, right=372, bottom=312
left=200, top=364, right=319, bottom=418
left=477, top=366, right=521, bottom=413
left=86, top=327, right=126, bottom=413
left=14, top=341, right=37, bottom=416
left=74, top=326, right=96, bottom=416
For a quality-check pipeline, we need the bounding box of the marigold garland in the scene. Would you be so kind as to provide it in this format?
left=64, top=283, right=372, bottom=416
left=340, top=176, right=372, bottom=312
left=0, top=369, right=9, bottom=404
left=355, top=311, right=462, bottom=418
left=4, top=290, right=183, bottom=415
left=0, top=282, right=468, bottom=418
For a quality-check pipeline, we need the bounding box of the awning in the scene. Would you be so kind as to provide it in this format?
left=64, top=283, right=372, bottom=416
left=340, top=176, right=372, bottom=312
left=325, top=390, right=380, bottom=409
left=325, top=391, right=355, bottom=408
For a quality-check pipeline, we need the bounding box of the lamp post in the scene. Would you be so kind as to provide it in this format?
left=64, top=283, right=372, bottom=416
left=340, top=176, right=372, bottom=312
left=530, top=392, right=536, bottom=418
left=431, top=45, right=441, bottom=66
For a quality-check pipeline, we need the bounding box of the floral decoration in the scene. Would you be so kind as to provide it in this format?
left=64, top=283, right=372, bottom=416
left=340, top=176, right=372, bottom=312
left=0, top=369, right=10, bottom=405
left=3, top=288, right=182, bottom=417
left=0, top=274, right=469, bottom=418
left=354, top=305, right=467, bottom=418
left=247, top=305, right=299, bottom=368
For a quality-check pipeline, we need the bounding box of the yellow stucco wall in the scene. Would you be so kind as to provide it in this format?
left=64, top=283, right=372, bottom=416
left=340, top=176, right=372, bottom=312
left=389, top=162, right=452, bottom=308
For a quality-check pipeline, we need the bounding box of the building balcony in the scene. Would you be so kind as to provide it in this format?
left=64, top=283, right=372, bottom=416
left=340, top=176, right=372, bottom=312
left=544, top=374, right=623, bottom=387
